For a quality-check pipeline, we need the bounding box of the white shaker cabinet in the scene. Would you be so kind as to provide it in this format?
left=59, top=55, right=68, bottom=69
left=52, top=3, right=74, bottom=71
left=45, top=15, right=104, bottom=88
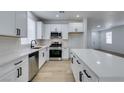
left=0, top=11, right=27, bottom=37
left=0, top=12, right=16, bottom=36
left=69, top=22, right=84, bottom=32
left=15, top=11, right=27, bottom=37
left=50, top=24, right=62, bottom=32
left=61, top=24, right=68, bottom=39
left=0, top=56, right=29, bottom=82
left=62, top=48, right=69, bottom=60
left=36, top=21, right=45, bottom=39
left=44, top=24, right=51, bottom=39
left=39, top=48, right=46, bottom=69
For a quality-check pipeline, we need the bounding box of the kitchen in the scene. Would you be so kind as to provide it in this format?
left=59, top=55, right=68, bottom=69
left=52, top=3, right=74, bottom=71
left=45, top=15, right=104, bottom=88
left=0, top=11, right=124, bottom=82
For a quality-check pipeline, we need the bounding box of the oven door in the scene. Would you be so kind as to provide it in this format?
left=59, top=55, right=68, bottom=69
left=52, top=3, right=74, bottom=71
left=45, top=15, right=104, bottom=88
left=49, top=49, right=62, bottom=60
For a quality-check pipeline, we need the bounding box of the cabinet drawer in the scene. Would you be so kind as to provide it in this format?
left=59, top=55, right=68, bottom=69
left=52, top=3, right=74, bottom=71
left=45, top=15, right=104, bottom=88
left=0, top=56, right=27, bottom=77
left=0, top=68, right=17, bottom=82
left=83, top=65, right=99, bottom=82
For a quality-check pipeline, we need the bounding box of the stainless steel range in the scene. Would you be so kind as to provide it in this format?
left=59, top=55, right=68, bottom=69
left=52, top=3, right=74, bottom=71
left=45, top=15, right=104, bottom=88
left=49, top=42, right=62, bottom=61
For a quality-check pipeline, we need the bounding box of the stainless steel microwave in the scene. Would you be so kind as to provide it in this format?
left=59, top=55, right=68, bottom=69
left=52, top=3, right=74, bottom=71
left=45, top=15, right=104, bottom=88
left=50, top=32, right=62, bottom=39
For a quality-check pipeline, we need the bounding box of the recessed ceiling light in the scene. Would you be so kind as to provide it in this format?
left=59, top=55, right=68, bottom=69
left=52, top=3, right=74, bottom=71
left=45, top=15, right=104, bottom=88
left=96, top=25, right=101, bottom=28
left=76, top=14, right=80, bottom=18
left=56, top=14, right=59, bottom=17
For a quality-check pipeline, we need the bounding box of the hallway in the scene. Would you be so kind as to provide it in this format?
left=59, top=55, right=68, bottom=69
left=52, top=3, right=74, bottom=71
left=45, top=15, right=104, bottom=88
left=32, top=61, right=75, bottom=82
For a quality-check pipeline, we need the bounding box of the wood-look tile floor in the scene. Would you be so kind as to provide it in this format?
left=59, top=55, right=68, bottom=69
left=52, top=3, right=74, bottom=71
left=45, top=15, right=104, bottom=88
left=32, top=61, right=75, bottom=82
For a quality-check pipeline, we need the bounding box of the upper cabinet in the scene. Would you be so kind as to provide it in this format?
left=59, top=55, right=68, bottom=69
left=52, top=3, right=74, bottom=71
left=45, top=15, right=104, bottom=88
left=36, top=21, right=45, bottom=39
left=50, top=24, right=62, bottom=32
left=61, top=24, right=68, bottom=39
left=44, top=24, right=51, bottom=39
left=69, top=22, right=84, bottom=32
left=15, top=12, right=27, bottom=37
left=44, top=24, right=69, bottom=39
left=0, top=12, right=16, bottom=36
left=0, top=11, right=27, bottom=37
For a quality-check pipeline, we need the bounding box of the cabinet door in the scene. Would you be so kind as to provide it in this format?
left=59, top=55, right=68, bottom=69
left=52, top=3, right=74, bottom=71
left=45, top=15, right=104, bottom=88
left=39, top=49, right=46, bottom=69
left=44, top=24, right=51, bottom=39
left=15, top=11, right=27, bottom=37
left=45, top=47, right=49, bottom=61
left=0, top=68, right=17, bottom=82
left=36, top=22, right=42, bottom=39
left=0, top=11, right=16, bottom=36
left=16, top=56, right=29, bottom=82
left=62, top=24, right=68, bottom=39
left=39, top=50, right=43, bottom=69
left=71, top=55, right=79, bottom=82
left=50, top=24, right=62, bottom=32
left=36, top=21, right=45, bottom=39
left=62, top=48, right=69, bottom=60
left=69, top=23, right=83, bottom=32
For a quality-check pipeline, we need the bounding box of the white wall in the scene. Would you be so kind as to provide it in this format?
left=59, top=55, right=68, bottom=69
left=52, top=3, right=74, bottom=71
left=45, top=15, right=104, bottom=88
left=99, top=25, right=124, bottom=54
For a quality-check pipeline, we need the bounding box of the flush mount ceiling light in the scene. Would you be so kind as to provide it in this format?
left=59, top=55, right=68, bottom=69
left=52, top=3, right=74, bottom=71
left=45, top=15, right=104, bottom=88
left=76, top=14, right=80, bottom=18
left=56, top=14, right=60, bottom=17
left=96, top=25, right=101, bottom=28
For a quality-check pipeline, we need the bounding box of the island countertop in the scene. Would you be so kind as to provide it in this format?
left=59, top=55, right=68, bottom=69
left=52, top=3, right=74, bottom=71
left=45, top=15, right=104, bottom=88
left=71, top=49, right=124, bottom=81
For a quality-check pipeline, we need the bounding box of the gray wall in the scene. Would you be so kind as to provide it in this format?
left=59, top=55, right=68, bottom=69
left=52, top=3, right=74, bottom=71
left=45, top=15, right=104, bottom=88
left=99, top=25, right=124, bottom=54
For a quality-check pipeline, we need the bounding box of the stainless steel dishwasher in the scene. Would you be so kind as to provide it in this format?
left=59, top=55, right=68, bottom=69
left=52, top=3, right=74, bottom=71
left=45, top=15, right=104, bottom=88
left=29, top=51, right=39, bottom=81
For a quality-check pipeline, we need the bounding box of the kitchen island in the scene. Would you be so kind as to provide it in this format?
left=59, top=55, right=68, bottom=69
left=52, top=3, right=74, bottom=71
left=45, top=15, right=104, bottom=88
left=70, top=49, right=124, bottom=82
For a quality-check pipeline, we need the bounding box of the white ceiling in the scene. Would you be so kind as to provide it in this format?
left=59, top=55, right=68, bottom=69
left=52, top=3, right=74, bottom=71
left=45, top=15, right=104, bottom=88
left=32, top=11, right=124, bottom=31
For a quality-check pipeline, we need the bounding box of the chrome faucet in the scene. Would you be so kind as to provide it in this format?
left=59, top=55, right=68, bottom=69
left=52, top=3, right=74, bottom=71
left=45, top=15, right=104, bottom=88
left=31, top=40, right=37, bottom=48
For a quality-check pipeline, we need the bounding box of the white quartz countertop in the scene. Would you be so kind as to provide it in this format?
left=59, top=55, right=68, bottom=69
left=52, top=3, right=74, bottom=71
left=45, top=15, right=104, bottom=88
left=71, top=49, right=124, bottom=81
left=0, top=45, right=48, bottom=66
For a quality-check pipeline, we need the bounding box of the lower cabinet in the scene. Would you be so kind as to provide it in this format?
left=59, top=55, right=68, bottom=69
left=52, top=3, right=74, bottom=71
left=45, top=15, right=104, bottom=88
left=0, top=68, right=18, bottom=82
left=70, top=53, right=99, bottom=82
left=62, top=48, right=69, bottom=60
left=0, top=56, right=29, bottom=82
left=39, top=47, right=49, bottom=69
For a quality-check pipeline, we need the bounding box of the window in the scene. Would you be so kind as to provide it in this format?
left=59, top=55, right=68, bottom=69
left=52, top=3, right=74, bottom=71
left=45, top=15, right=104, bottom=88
left=21, top=17, right=36, bottom=44
left=106, top=32, right=112, bottom=44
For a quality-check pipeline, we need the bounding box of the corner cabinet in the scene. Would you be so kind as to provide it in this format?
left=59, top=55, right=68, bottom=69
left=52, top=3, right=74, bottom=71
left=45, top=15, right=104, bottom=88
left=0, top=11, right=27, bottom=37
left=0, top=56, right=29, bottom=82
